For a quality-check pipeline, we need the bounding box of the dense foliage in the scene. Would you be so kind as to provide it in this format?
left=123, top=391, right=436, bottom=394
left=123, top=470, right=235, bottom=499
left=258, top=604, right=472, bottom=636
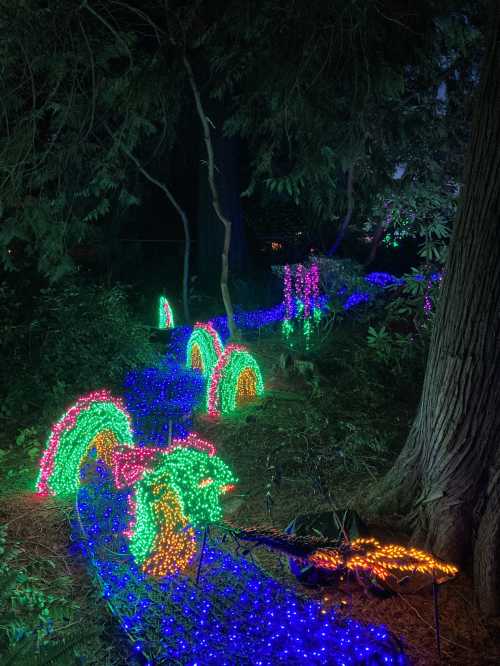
left=0, top=279, right=157, bottom=433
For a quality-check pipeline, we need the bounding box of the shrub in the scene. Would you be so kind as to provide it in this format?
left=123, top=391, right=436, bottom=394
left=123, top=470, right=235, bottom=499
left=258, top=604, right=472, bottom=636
left=0, top=279, right=158, bottom=435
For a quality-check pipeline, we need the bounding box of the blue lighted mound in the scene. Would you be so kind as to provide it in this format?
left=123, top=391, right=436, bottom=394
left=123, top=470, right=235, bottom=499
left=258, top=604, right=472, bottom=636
left=74, top=465, right=407, bottom=665
left=123, top=360, right=205, bottom=445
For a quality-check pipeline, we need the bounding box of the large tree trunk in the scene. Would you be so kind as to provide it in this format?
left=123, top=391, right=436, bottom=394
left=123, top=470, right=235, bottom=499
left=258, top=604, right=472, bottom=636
left=373, top=4, right=500, bottom=616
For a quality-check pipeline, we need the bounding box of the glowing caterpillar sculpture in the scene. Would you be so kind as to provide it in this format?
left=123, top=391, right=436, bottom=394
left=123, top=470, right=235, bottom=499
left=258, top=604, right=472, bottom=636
left=36, top=390, right=457, bottom=589
left=36, top=390, right=236, bottom=576
left=186, top=323, right=264, bottom=417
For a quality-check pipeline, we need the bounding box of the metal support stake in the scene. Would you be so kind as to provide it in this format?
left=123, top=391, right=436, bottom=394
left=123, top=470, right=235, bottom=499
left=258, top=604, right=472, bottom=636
left=195, top=527, right=208, bottom=586
left=432, top=578, right=442, bottom=660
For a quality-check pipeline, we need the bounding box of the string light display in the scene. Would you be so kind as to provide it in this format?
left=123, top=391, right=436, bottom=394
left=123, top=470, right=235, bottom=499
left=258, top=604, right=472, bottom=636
left=342, top=291, right=372, bottom=310
left=142, top=483, right=197, bottom=577
left=364, top=272, right=405, bottom=288
left=112, top=447, right=162, bottom=489
left=207, top=344, right=264, bottom=417
left=123, top=360, right=204, bottom=446
left=73, top=467, right=408, bottom=664
left=110, top=433, right=218, bottom=490
left=165, top=432, right=217, bottom=457
left=186, top=323, right=223, bottom=378
left=36, top=390, right=133, bottom=496
left=92, top=430, right=119, bottom=467
left=299, top=537, right=459, bottom=585
left=126, top=447, right=236, bottom=573
left=138, top=448, right=237, bottom=528
left=280, top=262, right=323, bottom=347
left=158, top=296, right=174, bottom=329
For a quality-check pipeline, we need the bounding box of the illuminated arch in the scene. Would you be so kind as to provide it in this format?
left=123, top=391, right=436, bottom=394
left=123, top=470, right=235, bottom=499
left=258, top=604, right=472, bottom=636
left=158, top=296, right=174, bottom=329
left=207, top=344, right=264, bottom=417
left=186, top=322, right=223, bottom=378
left=36, top=390, right=134, bottom=497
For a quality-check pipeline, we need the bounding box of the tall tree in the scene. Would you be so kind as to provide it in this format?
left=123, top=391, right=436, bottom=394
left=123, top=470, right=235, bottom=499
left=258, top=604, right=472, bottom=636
left=372, top=1, right=500, bottom=615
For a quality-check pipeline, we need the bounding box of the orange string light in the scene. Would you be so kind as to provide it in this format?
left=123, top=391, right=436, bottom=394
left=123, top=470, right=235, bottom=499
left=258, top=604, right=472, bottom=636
left=142, top=483, right=197, bottom=577
left=236, top=367, right=258, bottom=406
left=306, top=537, right=458, bottom=583
left=191, top=344, right=203, bottom=372
left=91, top=430, right=119, bottom=467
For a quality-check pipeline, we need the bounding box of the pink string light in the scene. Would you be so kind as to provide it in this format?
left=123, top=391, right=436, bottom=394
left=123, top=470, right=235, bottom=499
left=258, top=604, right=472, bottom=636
left=194, top=321, right=224, bottom=358
left=207, top=343, right=247, bottom=417
left=309, top=262, right=320, bottom=310
left=284, top=265, right=293, bottom=320
left=112, top=434, right=218, bottom=488
left=112, top=447, right=161, bottom=489
left=167, top=433, right=217, bottom=457
left=37, top=390, right=130, bottom=496
left=295, top=264, right=306, bottom=304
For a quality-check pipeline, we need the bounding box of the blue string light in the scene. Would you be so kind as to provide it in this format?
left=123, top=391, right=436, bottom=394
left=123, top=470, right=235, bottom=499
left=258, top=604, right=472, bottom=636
left=72, top=465, right=408, bottom=665
left=123, top=360, right=205, bottom=446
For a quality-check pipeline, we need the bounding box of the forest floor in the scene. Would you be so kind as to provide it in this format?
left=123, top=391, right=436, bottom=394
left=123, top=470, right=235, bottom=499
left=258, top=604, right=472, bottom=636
left=1, top=321, right=499, bottom=664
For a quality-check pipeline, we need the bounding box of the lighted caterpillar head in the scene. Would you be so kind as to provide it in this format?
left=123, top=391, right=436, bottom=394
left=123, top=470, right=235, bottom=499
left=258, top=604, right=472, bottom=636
left=128, top=448, right=237, bottom=576
left=143, top=448, right=237, bottom=526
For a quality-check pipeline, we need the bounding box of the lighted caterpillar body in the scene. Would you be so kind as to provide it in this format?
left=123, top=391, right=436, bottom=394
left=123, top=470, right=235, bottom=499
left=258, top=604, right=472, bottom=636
left=36, top=389, right=458, bottom=588
left=186, top=323, right=264, bottom=417
left=36, top=390, right=236, bottom=576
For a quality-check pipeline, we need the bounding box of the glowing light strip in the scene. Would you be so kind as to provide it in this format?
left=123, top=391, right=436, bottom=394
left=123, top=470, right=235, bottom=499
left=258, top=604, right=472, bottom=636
left=167, top=433, right=217, bottom=457
left=186, top=322, right=224, bottom=378
left=36, top=390, right=133, bottom=496
left=207, top=344, right=264, bottom=417
left=307, top=537, right=458, bottom=582
left=158, top=296, right=174, bottom=329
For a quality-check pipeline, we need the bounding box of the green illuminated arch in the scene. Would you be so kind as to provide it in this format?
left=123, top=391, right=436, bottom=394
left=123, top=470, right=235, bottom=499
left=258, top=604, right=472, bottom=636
left=48, top=401, right=133, bottom=496
left=186, top=323, right=223, bottom=378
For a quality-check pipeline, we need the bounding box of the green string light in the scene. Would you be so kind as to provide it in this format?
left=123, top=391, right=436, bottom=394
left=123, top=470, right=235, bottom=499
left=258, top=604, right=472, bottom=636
left=186, top=323, right=223, bottom=378
left=158, top=296, right=174, bottom=329
left=208, top=346, right=264, bottom=416
left=129, top=449, right=237, bottom=567
left=48, top=402, right=133, bottom=496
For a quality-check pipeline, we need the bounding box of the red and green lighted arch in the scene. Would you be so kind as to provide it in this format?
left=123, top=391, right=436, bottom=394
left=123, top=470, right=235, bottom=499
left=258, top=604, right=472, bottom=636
left=186, top=322, right=223, bottom=378
left=159, top=296, right=174, bottom=329
left=207, top=344, right=264, bottom=417
left=36, top=390, right=133, bottom=497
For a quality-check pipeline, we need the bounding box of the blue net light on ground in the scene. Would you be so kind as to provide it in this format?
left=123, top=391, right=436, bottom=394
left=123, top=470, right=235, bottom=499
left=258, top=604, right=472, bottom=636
left=123, top=361, right=205, bottom=446
left=73, top=466, right=407, bottom=665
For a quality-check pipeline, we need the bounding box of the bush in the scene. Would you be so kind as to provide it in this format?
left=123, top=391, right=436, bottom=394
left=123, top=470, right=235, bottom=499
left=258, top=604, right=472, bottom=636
left=0, top=279, right=158, bottom=436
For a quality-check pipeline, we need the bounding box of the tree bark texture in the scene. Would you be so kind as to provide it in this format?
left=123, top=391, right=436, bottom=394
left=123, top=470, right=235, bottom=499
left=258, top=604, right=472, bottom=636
left=365, top=217, right=386, bottom=266
left=374, top=4, right=500, bottom=615
left=183, top=54, right=237, bottom=339
left=327, top=165, right=355, bottom=257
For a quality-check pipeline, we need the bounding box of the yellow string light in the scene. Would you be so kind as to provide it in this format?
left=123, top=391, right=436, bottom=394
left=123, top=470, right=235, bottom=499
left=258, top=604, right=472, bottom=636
left=191, top=344, right=203, bottom=372
left=142, top=482, right=197, bottom=577
left=236, top=367, right=258, bottom=406
left=91, top=430, right=118, bottom=467
left=308, top=537, right=458, bottom=584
